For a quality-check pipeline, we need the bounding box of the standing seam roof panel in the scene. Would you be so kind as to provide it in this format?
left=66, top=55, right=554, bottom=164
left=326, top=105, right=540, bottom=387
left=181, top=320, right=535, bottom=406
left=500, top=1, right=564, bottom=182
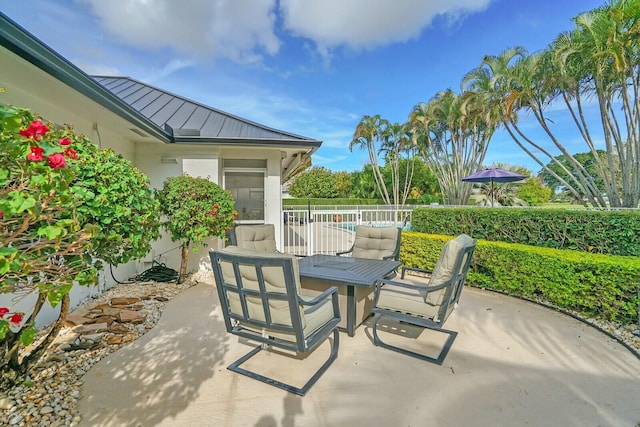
left=131, top=89, right=163, bottom=111
left=140, top=93, right=174, bottom=119
left=165, top=103, right=198, bottom=129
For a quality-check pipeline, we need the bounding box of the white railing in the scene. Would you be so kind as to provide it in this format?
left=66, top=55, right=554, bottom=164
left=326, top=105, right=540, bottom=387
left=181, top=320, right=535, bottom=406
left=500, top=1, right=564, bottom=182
left=282, top=206, right=412, bottom=256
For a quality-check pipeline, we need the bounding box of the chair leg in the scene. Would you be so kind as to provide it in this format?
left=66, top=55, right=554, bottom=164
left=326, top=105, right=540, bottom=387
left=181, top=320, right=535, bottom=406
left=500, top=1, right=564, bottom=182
left=372, top=314, right=457, bottom=365
left=227, top=328, right=340, bottom=396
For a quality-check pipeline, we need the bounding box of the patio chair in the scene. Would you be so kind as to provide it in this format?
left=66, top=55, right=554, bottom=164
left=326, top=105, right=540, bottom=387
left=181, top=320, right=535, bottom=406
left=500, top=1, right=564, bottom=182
left=371, top=234, right=476, bottom=364
left=209, top=245, right=341, bottom=396
left=229, top=224, right=278, bottom=252
left=336, top=225, right=401, bottom=261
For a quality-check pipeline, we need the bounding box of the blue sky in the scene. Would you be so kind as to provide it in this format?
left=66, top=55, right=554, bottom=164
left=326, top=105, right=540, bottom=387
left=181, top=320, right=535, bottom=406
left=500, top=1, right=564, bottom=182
left=2, top=0, right=605, bottom=174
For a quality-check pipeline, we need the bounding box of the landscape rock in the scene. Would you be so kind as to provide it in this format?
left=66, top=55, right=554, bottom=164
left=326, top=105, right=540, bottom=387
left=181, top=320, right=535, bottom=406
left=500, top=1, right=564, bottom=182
left=118, top=309, right=144, bottom=324
left=111, top=297, right=141, bottom=306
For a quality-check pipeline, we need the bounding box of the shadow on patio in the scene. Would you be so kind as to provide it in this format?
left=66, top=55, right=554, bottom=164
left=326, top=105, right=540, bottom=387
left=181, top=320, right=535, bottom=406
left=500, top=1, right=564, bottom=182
left=78, top=283, right=640, bottom=427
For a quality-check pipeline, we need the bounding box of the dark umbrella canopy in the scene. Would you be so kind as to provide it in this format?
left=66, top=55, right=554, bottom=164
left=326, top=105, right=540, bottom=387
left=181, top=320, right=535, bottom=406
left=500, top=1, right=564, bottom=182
left=462, top=167, right=527, bottom=207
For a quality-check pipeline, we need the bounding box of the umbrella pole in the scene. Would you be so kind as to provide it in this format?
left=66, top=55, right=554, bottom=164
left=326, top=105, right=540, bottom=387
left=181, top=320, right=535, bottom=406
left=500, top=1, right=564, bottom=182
left=491, top=179, right=494, bottom=207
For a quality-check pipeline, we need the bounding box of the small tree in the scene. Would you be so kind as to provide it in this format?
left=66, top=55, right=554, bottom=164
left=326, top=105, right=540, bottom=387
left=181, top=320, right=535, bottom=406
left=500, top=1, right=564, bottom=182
left=288, top=167, right=339, bottom=198
left=0, top=104, right=96, bottom=388
left=157, top=175, right=236, bottom=283
left=517, top=177, right=552, bottom=206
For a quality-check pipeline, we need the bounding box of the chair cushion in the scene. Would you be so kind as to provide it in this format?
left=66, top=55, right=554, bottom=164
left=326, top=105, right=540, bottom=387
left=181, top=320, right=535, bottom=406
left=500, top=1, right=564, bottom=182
left=425, top=234, right=474, bottom=306
left=376, top=284, right=440, bottom=319
left=217, top=246, right=303, bottom=328
left=351, top=225, right=399, bottom=260
left=233, top=224, right=278, bottom=252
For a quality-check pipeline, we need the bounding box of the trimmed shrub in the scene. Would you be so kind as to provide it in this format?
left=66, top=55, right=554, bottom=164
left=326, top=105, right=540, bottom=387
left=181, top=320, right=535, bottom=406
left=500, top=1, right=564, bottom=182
left=400, top=231, right=640, bottom=323
left=411, top=207, right=640, bottom=256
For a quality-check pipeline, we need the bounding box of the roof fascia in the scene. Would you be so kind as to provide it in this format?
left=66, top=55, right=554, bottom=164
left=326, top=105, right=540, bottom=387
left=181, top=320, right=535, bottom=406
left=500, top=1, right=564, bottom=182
left=172, top=137, right=322, bottom=149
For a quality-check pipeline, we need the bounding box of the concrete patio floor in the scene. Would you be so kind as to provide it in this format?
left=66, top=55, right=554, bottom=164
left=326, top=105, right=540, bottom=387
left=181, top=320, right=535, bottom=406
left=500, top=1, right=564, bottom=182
left=78, top=281, right=640, bottom=427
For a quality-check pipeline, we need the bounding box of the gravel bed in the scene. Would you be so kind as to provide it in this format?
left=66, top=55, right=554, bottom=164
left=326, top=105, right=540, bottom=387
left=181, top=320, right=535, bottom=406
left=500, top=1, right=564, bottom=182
left=0, top=277, right=638, bottom=426
left=0, top=273, right=200, bottom=427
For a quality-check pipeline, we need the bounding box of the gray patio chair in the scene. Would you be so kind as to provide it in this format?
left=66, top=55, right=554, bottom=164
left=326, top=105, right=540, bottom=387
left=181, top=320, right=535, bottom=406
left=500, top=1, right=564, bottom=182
left=209, top=245, right=341, bottom=396
left=371, top=234, right=476, bottom=364
left=229, top=224, right=278, bottom=252
left=337, top=225, right=401, bottom=261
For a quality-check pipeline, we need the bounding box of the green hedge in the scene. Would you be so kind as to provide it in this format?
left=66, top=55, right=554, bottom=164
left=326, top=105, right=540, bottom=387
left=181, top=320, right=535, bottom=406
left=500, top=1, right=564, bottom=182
left=283, top=198, right=430, bottom=207
left=411, top=208, right=640, bottom=256
left=400, top=232, right=640, bottom=324
left=283, top=198, right=384, bottom=206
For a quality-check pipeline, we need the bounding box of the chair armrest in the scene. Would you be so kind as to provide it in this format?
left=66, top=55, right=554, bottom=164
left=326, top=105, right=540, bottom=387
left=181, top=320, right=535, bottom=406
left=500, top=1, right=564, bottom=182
left=376, top=277, right=452, bottom=294
left=336, top=246, right=354, bottom=257
left=300, top=286, right=339, bottom=306
left=400, top=265, right=433, bottom=279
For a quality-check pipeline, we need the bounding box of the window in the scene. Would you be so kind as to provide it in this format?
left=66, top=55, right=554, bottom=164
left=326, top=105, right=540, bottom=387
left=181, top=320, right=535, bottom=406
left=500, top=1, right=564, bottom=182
left=223, top=160, right=266, bottom=223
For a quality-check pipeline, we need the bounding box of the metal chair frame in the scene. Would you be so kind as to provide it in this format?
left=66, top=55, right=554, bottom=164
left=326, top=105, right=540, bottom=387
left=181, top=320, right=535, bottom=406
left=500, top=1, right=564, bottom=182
left=210, top=249, right=340, bottom=395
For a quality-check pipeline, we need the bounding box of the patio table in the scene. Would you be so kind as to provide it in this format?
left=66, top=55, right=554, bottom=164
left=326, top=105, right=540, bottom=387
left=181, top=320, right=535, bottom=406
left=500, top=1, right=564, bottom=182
left=298, top=254, right=401, bottom=337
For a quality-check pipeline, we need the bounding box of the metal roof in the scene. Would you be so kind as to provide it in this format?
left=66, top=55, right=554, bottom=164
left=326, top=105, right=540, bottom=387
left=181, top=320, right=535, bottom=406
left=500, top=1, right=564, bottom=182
left=92, top=76, right=321, bottom=147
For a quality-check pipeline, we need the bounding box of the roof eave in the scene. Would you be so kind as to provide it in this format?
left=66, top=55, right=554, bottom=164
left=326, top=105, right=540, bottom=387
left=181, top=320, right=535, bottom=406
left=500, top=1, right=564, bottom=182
left=172, top=136, right=322, bottom=149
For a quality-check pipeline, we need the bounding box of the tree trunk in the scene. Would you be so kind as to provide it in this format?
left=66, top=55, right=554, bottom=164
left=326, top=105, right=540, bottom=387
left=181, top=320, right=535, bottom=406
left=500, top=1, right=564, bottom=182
left=179, top=242, right=190, bottom=284
left=0, top=293, right=71, bottom=390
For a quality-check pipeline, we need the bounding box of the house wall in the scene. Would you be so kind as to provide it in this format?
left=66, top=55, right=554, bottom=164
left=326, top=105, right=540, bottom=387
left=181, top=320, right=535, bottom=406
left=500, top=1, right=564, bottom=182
left=135, top=143, right=284, bottom=274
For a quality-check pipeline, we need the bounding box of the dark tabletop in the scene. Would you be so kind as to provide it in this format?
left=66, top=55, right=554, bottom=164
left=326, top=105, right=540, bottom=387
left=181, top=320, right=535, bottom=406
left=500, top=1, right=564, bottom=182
left=298, top=254, right=401, bottom=287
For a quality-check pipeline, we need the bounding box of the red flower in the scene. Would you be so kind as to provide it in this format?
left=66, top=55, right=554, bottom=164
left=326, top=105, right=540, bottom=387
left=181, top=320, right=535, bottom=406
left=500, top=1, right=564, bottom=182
left=9, top=313, right=23, bottom=325
left=47, top=153, right=66, bottom=168
left=19, top=120, right=48, bottom=140
left=26, top=146, right=44, bottom=161
left=58, top=137, right=72, bottom=146
left=0, top=307, right=9, bottom=316
left=0, top=211, right=3, bottom=219
left=64, top=148, right=78, bottom=159
left=210, top=209, right=218, bottom=215
left=213, top=204, right=220, bottom=209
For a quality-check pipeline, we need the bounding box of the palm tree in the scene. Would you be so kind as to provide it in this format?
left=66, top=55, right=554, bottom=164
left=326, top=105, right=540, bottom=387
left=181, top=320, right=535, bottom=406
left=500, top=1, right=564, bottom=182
left=350, top=116, right=418, bottom=208
left=463, top=0, right=640, bottom=208
left=350, top=115, right=391, bottom=205
left=408, top=89, right=496, bottom=205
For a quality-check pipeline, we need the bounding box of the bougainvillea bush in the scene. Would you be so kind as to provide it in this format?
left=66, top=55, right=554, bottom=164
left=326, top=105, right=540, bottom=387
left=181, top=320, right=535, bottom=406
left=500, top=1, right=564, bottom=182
left=157, top=175, right=237, bottom=283
left=0, top=103, right=97, bottom=388
left=69, top=129, right=160, bottom=267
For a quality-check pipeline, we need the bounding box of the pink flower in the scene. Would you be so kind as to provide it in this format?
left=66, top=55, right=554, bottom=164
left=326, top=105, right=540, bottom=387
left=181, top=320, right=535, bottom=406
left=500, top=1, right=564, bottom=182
left=9, top=313, right=23, bottom=325
left=26, top=146, right=44, bottom=161
left=58, top=137, right=72, bottom=146
left=19, top=120, right=48, bottom=140
left=64, top=148, right=77, bottom=159
left=0, top=307, right=9, bottom=316
left=47, top=153, right=66, bottom=168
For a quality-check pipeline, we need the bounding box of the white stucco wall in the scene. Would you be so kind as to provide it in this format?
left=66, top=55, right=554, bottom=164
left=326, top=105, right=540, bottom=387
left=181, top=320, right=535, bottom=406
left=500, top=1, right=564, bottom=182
left=134, top=143, right=285, bottom=273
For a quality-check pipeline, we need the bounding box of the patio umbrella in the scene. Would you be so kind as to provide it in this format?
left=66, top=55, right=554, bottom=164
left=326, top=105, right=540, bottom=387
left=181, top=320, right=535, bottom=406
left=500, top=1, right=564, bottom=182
left=462, top=167, right=527, bottom=207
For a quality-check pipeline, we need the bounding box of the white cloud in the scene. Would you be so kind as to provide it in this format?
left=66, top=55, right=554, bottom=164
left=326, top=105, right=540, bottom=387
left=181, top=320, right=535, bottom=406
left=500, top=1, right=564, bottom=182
left=72, top=61, right=123, bottom=76
left=280, top=0, right=493, bottom=54
left=76, top=0, right=281, bottom=63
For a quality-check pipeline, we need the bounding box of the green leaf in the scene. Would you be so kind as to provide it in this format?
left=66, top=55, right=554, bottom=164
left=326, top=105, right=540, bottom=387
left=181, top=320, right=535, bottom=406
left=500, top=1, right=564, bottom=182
left=0, top=247, right=18, bottom=256
left=0, top=258, right=10, bottom=275
left=38, top=225, right=63, bottom=240
left=0, top=322, right=9, bottom=340
left=19, top=325, right=38, bottom=346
